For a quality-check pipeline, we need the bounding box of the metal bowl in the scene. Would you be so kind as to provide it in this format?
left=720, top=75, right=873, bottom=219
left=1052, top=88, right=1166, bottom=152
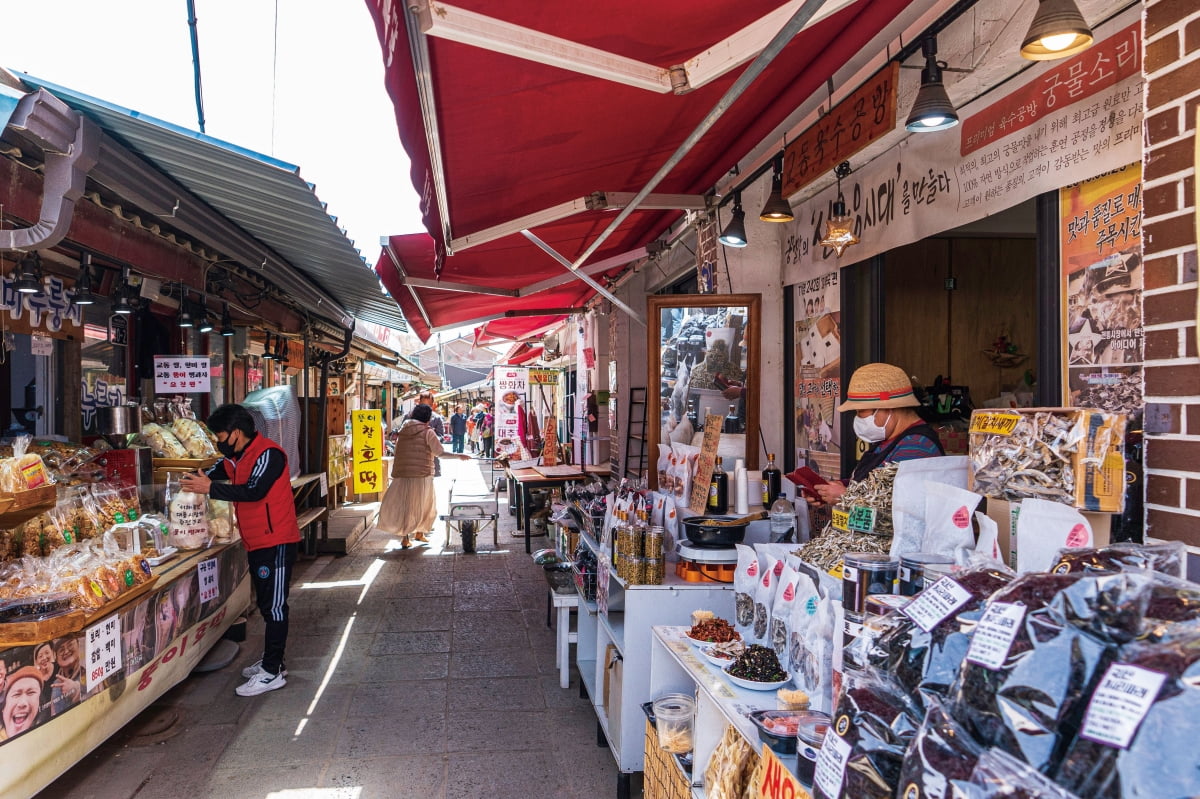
left=681, top=516, right=748, bottom=547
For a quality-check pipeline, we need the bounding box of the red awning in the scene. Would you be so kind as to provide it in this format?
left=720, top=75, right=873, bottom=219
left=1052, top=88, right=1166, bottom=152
left=367, top=0, right=908, bottom=339
left=498, top=341, right=545, bottom=365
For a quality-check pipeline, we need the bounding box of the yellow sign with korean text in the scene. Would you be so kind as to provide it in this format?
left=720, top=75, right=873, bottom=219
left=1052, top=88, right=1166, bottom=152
left=969, top=411, right=1022, bottom=436
left=757, top=744, right=812, bottom=799
left=351, top=409, right=385, bottom=494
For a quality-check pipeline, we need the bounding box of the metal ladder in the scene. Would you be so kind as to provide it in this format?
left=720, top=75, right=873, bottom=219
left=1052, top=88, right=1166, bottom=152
left=622, top=386, right=647, bottom=480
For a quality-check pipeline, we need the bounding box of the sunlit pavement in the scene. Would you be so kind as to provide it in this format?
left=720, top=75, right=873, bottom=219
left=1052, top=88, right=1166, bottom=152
left=40, top=458, right=627, bottom=799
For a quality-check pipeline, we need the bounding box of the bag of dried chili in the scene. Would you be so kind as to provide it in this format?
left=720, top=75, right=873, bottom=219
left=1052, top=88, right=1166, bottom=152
left=847, top=565, right=1014, bottom=712
left=946, top=571, right=1154, bottom=775
left=814, top=671, right=922, bottom=799
left=1054, top=620, right=1200, bottom=799
left=897, top=697, right=985, bottom=799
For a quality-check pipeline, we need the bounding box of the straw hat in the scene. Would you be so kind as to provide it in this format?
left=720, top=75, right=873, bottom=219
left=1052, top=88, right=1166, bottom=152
left=837, top=363, right=920, bottom=412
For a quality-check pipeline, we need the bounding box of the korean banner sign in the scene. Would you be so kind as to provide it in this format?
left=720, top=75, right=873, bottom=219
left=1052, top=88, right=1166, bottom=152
left=493, top=367, right=528, bottom=456
left=351, top=410, right=385, bottom=494
left=153, top=356, right=211, bottom=394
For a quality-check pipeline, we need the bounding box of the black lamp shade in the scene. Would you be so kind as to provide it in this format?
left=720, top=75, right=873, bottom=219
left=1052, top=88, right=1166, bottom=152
left=718, top=203, right=749, bottom=247
left=1021, top=0, right=1093, bottom=60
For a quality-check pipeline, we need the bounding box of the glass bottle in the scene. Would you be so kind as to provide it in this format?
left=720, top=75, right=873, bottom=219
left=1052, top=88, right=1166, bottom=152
left=708, top=456, right=729, bottom=514
left=723, top=403, right=740, bottom=434
left=761, top=452, right=782, bottom=508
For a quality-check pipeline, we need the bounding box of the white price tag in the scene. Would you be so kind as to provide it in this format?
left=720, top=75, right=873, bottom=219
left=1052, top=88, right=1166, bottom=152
left=966, top=601, right=1026, bottom=670
left=814, top=730, right=851, bottom=798
left=198, top=558, right=220, bottom=603
left=901, top=577, right=973, bottom=632
left=1081, top=663, right=1167, bottom=749
left=31, top=334, right=53, bottom=356
left=85, top=615, right=122, bottom=689
left=319, top=472, right=328, bottom=497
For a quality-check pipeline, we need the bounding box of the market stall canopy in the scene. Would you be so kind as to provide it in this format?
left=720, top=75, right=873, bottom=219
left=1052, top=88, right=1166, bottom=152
left=11, top=74, right=408, bottom=332
left=499, top=342, right=545, bottom=366
left=367, top=0, right=906, bottom=339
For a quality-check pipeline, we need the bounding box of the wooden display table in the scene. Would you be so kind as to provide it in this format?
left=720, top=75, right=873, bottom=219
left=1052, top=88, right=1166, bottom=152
left=0, top=544, right=250, bottom=799
left=507, top=466, right=586, bottom=553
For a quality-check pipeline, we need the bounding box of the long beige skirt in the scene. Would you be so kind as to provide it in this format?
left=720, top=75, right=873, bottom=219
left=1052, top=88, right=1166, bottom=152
left=377, top=475, right=437, bottom=537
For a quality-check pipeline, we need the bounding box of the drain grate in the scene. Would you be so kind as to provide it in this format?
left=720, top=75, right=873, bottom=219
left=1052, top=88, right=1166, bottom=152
left=122, top=705, right=184, bottom=747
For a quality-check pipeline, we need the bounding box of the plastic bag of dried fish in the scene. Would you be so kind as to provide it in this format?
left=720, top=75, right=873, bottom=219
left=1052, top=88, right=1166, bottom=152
left=733, top=544, right=759, bottom=638
left=752, top=555, right=783, bottom=645
left=769, top=563, right=801, bottom=663
left=837, top=463, right=900, bottom=538
left=795, top=527, right=891, bottom=573
left=788, top=571, right=821, bottom=677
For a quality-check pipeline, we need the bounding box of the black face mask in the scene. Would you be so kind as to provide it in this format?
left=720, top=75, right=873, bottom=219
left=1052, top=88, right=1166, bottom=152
left=217, top=438, right=238, bottom=459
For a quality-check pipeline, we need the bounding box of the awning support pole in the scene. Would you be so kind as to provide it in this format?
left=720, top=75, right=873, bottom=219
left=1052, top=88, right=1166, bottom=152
left=568, top=0, right=830, bottom=272
left=520, top=230, right=645, bottom=325
left=384, top=241, right=434, bottom=333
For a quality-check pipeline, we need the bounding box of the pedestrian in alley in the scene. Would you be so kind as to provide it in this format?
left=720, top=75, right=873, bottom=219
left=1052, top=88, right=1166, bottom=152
left=449, top=404, right=468, bottom=453
left=181, top=403, right=300, bottom=697
left=378, top=403, right=470, bottom=548
left=479, top=407, right=495, bottom=458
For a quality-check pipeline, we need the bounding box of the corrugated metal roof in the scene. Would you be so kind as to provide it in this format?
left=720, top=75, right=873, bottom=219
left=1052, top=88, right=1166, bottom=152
left=15, top=73, right=407, bottom=332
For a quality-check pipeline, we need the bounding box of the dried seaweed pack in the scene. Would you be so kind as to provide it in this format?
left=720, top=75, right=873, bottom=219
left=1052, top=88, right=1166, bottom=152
left=1050, top=541, right=1186, bottom=579
left=947, top=571, right=1153, bottom=775
left=814, top=671, right=921, bottom=799
left=897, top=698, right=985, bottom=799
left=1054, top=622, right=1200, bottom=799
left=847, top=566, right=1014, bottom=711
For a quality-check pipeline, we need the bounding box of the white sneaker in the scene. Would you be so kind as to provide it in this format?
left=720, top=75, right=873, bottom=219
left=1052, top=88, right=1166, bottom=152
left=241, top=659, right=288, bottom=679
left=235, top=669, right=287, bottom=696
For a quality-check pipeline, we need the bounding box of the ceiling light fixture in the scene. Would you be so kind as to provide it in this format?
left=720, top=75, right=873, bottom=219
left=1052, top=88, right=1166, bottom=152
left=759, top=157, right=794, bottom=222
left=178, top=285, right=194, bottom=328
left=905, top=37, right=958, bottom=132
left=112, top=267, right=134, bottom=315
left=718, top=193, right=748, bottom=248
left=818, top=162, right=860, bottom=257
left=1020, top=0, right=1093, bottom=60
left=220, top=303, right=235, bottom=336
left=14, top=252, right=43, bottom=294
left=262, top=332, right=274, bottom=360
left=72, top=253, right=96, bottom=306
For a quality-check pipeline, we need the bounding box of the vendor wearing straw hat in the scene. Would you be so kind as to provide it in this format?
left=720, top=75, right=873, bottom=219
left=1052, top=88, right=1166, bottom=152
left=809, top=362, right=944, bottom=505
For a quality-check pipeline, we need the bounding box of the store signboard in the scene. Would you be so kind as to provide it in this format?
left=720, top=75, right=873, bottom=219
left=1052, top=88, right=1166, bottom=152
left=0, top=274, right=84, bottom=336
left=781, top=12, right=1142, bottom=286
left=350, top=409, right=385, bottom=494
left=153, top=356, right=211, bottom=393
left=528, top=368, right=558, bottom=385
left=494, top=366, right=528, bottom=456
left=782, top=61, right=899, bottom=197
left=1060, top=163, right=1143, bottom=416
left=757, top=744, right=812, bottom=799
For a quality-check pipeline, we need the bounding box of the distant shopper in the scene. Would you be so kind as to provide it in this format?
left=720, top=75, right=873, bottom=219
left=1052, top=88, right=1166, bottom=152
left=449, top=405, right=468, bottom=454
left=379, top=404, right=470, bottom=548
left=181, top=403, right=299, bottom=697
left=479, top=409, right=495, bottom=458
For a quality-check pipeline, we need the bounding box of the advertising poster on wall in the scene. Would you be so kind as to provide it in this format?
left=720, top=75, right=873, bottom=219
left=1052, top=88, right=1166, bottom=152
left=792, top=268, right=842, bottom=481
left=1060, top=162, right=1143, bottom=418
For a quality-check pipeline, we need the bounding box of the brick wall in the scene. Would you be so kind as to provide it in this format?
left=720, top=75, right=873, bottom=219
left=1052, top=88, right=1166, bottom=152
left=1142, top=0, right=1200, bottom=547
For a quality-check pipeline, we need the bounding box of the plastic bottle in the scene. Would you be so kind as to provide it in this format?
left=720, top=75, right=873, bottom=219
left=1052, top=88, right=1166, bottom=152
left=761, top=452, right=782, bottom=509
left=769, top=493, right=796, bottom=543
left=734, top=458, right=749, bottom=514
left=708, top=456, right=729, bottom=514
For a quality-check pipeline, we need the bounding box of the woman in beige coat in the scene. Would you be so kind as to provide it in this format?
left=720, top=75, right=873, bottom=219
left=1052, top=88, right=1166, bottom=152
left=378, top=403, right=469, bottom=548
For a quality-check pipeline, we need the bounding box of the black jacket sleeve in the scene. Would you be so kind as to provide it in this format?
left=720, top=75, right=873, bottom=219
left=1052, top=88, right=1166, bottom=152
left=208, top=447, right=287, bottom=503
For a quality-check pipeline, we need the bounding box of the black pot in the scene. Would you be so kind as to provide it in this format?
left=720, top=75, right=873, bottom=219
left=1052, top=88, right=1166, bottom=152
left=681, top=516, right=748, bottom=547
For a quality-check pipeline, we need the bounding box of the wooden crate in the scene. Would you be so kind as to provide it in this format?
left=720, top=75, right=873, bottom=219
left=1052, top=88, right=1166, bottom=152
left=0, top=483, right=58, bottom=528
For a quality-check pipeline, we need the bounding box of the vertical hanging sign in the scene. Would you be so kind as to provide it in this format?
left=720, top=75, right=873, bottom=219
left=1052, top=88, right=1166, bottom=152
left=494, top=367, right=529, bottom=457
left=350, top=409, right=384, bottom=494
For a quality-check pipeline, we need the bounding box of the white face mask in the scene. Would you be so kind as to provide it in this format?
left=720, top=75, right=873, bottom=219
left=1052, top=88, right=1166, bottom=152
left=853, top=411, right=891, bottom=444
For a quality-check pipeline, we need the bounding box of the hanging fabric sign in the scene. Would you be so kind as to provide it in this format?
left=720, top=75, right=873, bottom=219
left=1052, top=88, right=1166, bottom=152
left=494, top=366, right=529, bottom=457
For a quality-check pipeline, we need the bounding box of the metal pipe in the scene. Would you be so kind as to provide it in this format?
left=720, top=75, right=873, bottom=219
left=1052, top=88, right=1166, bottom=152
left=568, top=0, right=831, bottom=271
left=185, top=0, right=207, bottom=133
left=520, top=230, right=644, bottom=324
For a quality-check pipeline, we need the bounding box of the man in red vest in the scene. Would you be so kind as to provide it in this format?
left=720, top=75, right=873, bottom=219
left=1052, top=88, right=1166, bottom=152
left=181, top=404, right=299, bottom=697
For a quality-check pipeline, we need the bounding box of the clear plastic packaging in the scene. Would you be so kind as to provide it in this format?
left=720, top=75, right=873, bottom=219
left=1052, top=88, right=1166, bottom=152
left=164, top=473, right=211, bottom=550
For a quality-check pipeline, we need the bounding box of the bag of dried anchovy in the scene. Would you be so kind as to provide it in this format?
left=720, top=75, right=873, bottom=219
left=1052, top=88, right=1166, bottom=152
left=1054, top=620, right=1200, bottom=799
left=946, top=571, right=1154, bottom=775
left=897, top=697, right=985, bottom=799
left=965, top=747, right=1081, bottom=799
left=769, top=563, right=801, bottom=663
left=733, top=544, right=759, bottom=636
left=752, top=555, right=783, bottom=645
left=1050, top=541, right=1187, bottom=579
left=848, top=565, right=1014, bottom=712
left=815, top=671, right=922, bottom=799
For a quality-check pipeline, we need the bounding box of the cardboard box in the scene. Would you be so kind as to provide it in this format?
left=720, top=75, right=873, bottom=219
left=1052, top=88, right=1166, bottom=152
left=603, top=644, right=623, bottom=749
left=984, top=498, right=1112, bottom=571
left=968, top=408, right=1126, bottom=513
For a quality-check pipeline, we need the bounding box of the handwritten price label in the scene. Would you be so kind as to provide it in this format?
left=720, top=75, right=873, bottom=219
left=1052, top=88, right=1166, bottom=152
left=846, top=505, right=876, bottom=534
left=970, top=412, right=1022, bottom=435
left=758, top=744, right=813, bottom=799
left=831, top=508, right=850, bottom=532
left=85, top=615, right=122, bottom=689
left=198, top=558, right=219, bottom=603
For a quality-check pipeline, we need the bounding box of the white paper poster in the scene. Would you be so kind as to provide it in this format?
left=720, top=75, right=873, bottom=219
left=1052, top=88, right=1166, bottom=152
left=198, top=558, right=220, bottom=603
left=85, top=614, right=122, bottom=689
left=153, top=356, right=211, bottom=394
left=493, top=366, right=528, bottom=455
left=1082, top=663, right=1166, bottom=748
